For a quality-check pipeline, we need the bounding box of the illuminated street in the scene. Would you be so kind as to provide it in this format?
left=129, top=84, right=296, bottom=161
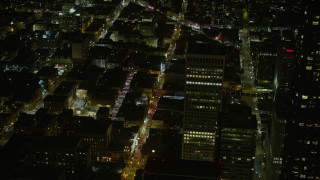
left=1, top=0, right=317, bottom=179
left=121, top=1, right=187, bottom=179
left=240, top=25, right=266, bottom=180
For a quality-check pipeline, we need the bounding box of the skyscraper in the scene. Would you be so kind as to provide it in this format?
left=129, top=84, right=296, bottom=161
left=281, top=0, right=320, bottom=179
left=274, top=41, right=295, bottom=93
left=217, top=105, right=257, bottom=180
left=182, top=41, right=226, bottom=161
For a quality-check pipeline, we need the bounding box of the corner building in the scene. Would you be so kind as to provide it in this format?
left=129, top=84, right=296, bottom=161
left=182, top=42, right=226, bottom=161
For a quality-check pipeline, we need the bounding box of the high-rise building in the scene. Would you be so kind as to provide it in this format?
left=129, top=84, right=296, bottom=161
left=280, top=0, right=320, bottom=179
left=268, top=91, right=288, bottom=180
left=182, top=41, right=226, bottom=161
left=217, top=105, right=256, bottom=180
left=274, top=41, right=295, bottom=93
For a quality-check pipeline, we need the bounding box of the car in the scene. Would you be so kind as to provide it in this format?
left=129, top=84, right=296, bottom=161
left=150, top=104, right=156, bottom=109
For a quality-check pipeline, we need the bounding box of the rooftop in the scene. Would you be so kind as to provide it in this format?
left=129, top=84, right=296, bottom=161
left=144, top=157, right=221, bottom=179
left=53, top=81, right=76, bottom=96
left=218, top=112, right=257, bottom=130
left=10, top=166, right=65, bottom=180
left=186, top=41, right=227, bottom=55
left=29, top=135, right=81, bottom=150
left=37, top=66, right=58, bottom=78
left=74, top=117, right=112, bottom=134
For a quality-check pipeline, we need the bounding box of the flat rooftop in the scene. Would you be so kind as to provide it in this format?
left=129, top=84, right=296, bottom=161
left=187, top=41, right=227, bottom=55
left=144, top=157, right=221, bottom=179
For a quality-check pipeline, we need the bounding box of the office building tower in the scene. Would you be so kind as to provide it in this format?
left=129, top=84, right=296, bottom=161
left=182, top=41, right=226, bottom=161
left=281, top=0, right=320, bottom=179
left=268, top=91, right=288, bottom=180
left=270, top=37, right=296, bottom=180
left=250, top=42, right=277, bottom=91
left=274, top=41, right=295, bottom=93
left=217, top=106, right=256, bottom=180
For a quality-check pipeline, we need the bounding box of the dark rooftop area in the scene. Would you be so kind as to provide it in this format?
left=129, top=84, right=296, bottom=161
left=187, top=41, right=227, bottom=55
left=37, top=66, right=58, bottom=77
left=218, top=112, right=257, bottom=130
left=144, top=157, right=221, bottom=179
left=74, top=116, right=112, bottom=134
left=29, top=135, right=81, bottom=149
left=53, top=81, right=76, bottom=96
left=10, top=166, right=65, bottom=180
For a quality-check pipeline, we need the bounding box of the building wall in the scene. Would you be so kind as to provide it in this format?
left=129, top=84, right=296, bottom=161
left=24, top=137, right=88, bottom=180
left=218, top=128, right=256, bottom=180
left=182, top=54, right=225, bottom=161
left=78, top=124, right=112, bottom=162
left=274, top=43, right=295, bottom=92
left=268, top=116, right=286, bottom=180
left=281, top=1, right=320, bottom=179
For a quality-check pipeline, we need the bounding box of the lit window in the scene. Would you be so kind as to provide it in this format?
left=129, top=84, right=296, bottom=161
left=306, top=66, right=312, bottom=70
left=302, top=95, right=308, bottom=99
left=301, top=105, right=307, bottom=108
left=312, top=21, right=319, bottom=26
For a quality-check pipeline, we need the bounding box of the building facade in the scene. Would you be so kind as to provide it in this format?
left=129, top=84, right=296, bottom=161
left=268, top=92, right=287, bottom=180
left=281, top=0, right=320, bottom=179
left=25, top=136, right=91, bottom=180
left=182, top=52, right=225, bottom=161
left=217, top=105, right=256, bottom=180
